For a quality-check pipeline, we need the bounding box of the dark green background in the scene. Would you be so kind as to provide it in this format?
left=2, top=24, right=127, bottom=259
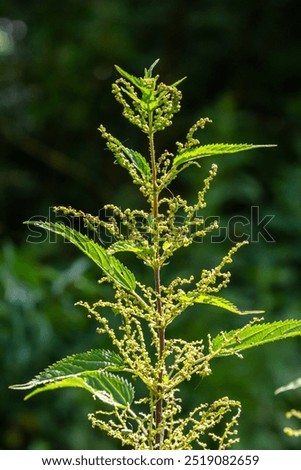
left=1, top=0, right=300, bottom=450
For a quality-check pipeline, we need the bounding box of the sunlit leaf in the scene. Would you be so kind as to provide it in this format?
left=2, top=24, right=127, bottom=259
left=115, top=64, right=145, bottom=89
left=171, top=76, right=187, bottom=87
left=104, top=133, right=151, bottom=180
left=180, top=293, right=264, bottom=316
left=23, top=372, right=134, bottom=408
left=10, top=349, right=125, bottom=390
left=174, top=143, right=276, bottom=167
left=122, top=147, right=151, bottom=178
left=24, top=221, right=136, bottom=291
left=145, top=59, right=160, bottom=78
left=212, top=320, right=301, bottom=357
left=10, top=349, right=134, bottom=408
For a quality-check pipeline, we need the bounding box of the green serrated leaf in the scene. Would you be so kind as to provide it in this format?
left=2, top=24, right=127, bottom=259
left=180, top=293, right=264, bottom=316
left=212, top=320, right=301, bottom=357
left=24, top=221, right=136, bottom=291
left=10, top=349, right=134, bottom=408
left=22, top=371, right=134, bottom=408
left=106, top=134, right=151, bottom=180
left=174, top=143, right=277, bottom=168
left=10, top=349, right=125, bottom=390
left=122, top=147, right=151, bottom=178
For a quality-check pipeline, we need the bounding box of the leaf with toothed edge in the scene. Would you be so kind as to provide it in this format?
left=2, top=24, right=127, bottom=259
left=10, top=349, right=125, bottom=390
left=24, top=221, right=136, bottom=291
left=10, top=350, right=134, bottom=408
left=212, top=320, right=301, bottom=357
left=179, top=292, right=264, bottom=316
left=174, top=143, right=277, bottom=168
left=22, top=372, right=134, bottom=408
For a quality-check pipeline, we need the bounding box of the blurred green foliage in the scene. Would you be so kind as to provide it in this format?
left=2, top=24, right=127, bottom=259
left=1, top=0, right=300, bottom=449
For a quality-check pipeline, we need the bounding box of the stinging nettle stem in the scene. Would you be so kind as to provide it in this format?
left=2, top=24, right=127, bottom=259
left=149, top=125, right=165, bottom=448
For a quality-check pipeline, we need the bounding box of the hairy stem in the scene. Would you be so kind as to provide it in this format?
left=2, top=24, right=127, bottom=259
left=149, top=126, right=165, bottom=448
left=154, top=266, right=164, bottom=447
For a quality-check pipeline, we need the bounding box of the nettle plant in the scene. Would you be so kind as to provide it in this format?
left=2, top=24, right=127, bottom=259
left=11, top=61, right=301, bottom=449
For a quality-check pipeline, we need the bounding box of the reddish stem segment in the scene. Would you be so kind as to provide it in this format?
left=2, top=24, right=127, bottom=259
left=154, top=267, right=165, bottom=447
